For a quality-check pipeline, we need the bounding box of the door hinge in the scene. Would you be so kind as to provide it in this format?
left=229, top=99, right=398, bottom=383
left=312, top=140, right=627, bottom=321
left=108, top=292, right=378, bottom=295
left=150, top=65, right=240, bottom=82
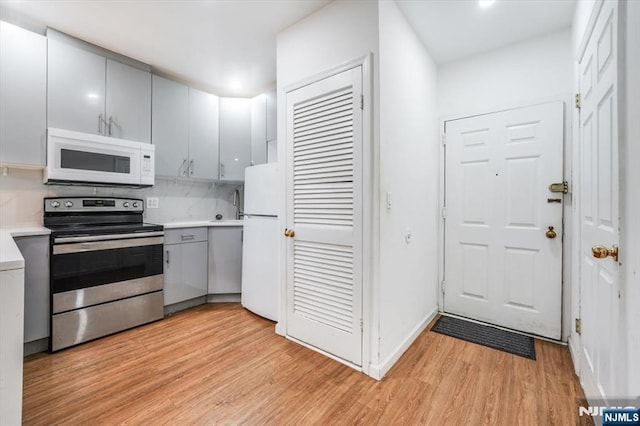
left=441, top=280, right=446, bottom=294
left=575, top=318, right=582, bottom=335
left=360, top=94, right=364, bottom=110
left=441, top=133, right=447, bottom=146
left=575, top=93, right=581, bottom=109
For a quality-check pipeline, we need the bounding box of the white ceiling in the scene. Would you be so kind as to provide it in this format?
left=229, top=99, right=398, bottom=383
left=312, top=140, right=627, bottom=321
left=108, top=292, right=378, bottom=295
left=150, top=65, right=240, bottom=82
left=0, top=0, right=576, bottom=98
left=396, top=0, right=577, bottom=64
left=0, top=0, right=331, bottom=97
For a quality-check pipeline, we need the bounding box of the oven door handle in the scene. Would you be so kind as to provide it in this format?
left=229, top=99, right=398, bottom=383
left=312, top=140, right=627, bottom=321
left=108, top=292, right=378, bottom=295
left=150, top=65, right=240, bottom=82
left=53, top=236, right=164, bottom=254
left=53, top=231, right=165, bottom=244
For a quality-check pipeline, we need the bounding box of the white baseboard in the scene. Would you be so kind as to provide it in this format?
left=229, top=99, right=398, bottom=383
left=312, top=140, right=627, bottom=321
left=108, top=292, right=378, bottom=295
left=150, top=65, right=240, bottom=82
left=368, top=305, right=438, bottom=381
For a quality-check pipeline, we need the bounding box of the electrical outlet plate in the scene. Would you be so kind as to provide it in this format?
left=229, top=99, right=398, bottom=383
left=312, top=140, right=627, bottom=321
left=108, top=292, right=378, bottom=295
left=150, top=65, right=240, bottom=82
left=146, top=197, right=159, bottom=209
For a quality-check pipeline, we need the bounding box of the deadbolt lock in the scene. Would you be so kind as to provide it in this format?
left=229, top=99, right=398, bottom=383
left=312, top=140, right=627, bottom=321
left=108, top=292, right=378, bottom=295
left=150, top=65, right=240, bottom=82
left=592, top=245, right=619, bottom=262
left=545, top=226, right=557, bottom=239
left=284, top=228, right=295, bottom=238
left=549, top=181, right=568, bottom=194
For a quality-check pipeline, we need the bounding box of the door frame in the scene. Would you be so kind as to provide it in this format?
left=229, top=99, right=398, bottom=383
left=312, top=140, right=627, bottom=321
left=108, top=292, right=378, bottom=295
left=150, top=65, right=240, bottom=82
left=438, top=97, right=571, bottom=341
left=276, top=53, right=374, bottom=376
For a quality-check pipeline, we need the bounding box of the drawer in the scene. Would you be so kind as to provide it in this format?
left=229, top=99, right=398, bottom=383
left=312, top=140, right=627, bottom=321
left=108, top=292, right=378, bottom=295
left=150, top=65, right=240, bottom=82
left=164, top=227, right=208, bottom=245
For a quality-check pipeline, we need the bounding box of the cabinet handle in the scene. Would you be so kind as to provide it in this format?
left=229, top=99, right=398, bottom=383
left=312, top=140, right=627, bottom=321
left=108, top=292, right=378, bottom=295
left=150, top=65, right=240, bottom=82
left=190, top=160, right=194, bottom=176
left=181, top=158, right=188, bottom=176
left=181, top=235, right=195, bottom=241
left=98, top=113, right=103, bottom=135
left=108, top=116, right=114, bottom=137
left=221, top=163, right=225, bottom=178
left=166, top=250, right=170, bottom=264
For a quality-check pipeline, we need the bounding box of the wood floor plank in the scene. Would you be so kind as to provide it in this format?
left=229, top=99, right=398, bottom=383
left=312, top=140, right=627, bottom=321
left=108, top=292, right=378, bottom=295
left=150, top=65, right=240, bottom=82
left=22, top=304, right=590, bottom=425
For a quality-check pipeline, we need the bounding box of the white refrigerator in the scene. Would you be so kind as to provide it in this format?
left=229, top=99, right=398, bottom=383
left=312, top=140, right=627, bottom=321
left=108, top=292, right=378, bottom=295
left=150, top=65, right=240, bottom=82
left=241, top=163, right=279, bottom=321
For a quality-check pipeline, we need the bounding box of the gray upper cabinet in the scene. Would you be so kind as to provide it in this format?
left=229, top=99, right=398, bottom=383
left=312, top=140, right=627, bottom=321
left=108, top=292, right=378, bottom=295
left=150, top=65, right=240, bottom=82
left=250, top=94, right=267, bottom=166
left=266, top=90, right=277, bottom=142
left=188, top=88, right=219, bottom=180
left=0, top=22, right=47, bottom=166
left=105, top=59, right=151, bottom=142
left=152, top=75, right=189, bottom=177
left=219, top=97, right=251, bottom=182
left=47, top=34, right=151, bottom=142
left=48, top=38, right=106, bottom=135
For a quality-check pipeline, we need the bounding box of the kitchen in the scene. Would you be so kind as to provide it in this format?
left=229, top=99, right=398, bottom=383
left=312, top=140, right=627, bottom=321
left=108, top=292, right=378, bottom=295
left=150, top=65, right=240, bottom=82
left=2, top=2, right=640, bottom=424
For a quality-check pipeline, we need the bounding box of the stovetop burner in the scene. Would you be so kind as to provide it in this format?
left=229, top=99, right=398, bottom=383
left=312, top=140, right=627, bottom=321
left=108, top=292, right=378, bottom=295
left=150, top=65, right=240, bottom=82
left=47, top=222, right=164, bottom=238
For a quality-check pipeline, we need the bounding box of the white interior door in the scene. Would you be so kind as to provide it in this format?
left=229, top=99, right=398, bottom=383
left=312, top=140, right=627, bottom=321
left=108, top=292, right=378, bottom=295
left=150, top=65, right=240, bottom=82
left=285, top=67, right=363, bottom=366
left=577, top=0, right=621, bottom=402
left=444, top=102, right=564, bottom=339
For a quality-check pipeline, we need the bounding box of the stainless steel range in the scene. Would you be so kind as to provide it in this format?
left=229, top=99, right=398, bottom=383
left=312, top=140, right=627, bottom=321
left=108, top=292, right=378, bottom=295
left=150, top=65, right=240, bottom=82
left=44, top=197, right=164, bottom=351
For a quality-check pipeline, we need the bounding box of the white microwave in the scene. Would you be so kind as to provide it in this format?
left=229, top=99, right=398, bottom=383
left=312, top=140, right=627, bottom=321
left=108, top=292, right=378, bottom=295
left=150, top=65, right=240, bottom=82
left=45, top=128, right=155, bottom=187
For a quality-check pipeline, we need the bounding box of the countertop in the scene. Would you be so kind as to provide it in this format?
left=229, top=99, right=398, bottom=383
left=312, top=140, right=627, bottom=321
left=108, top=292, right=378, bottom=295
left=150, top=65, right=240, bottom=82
left=0, top=227, right=50, bottom=272
left=162, top=220, right=244, bottom=229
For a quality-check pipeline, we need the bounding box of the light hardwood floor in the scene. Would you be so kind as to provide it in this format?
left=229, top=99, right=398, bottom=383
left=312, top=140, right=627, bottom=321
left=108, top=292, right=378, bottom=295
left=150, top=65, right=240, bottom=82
left=23, top=304, right=591, bottom=425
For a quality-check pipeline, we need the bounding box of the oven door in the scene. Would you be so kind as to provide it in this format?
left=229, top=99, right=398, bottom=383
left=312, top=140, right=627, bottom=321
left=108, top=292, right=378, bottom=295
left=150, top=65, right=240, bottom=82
left=45, top=127, right=148, bottom=187
left=50, top=232, right=164, bottom=351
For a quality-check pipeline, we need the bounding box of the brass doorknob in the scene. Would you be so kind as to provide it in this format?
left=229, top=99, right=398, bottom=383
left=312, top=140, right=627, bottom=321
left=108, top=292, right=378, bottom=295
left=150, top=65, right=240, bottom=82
left=545, top=226, right=557, bottom=239
left=284, top=228, right=295, bottom=238
left=592, top=245, right=618, bottom=262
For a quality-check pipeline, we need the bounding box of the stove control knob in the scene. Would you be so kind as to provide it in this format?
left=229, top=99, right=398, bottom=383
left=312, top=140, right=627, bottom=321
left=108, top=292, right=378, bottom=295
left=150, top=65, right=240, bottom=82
left=64, top=201, right=73, bottom=208
left=132, top=202, right=139, bottom=208
left=123, top=202, right=130, bottom=208
left=50, top=201, right=60, bottom=208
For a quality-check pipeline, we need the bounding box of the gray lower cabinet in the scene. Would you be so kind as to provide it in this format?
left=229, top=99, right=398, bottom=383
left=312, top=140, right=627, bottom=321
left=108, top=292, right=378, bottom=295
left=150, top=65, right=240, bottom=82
left=14, top=236, right=50, bottom=343
left=163, top=228, right=208, bottom=305
left=208, top=227, right=243, bottom=294
left=0, top=22, right=47, bottom=166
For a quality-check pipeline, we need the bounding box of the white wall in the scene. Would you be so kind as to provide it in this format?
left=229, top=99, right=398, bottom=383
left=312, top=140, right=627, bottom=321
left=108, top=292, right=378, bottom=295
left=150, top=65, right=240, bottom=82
left=438, top=28, right=574, bottom=341
left=275, top=0, right=380, bottom=374
left=0, top=168, right=238, bottom=227
left=375, top=0, right=439, bottom=377
left=438, top=28, right=573, bottom=118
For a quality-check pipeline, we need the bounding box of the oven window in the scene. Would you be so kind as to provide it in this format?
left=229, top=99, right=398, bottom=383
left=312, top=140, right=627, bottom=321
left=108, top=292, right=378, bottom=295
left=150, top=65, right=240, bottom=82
left=61, top=149, right=131, bottom=174
left=52, top=244, right=163, bottom=293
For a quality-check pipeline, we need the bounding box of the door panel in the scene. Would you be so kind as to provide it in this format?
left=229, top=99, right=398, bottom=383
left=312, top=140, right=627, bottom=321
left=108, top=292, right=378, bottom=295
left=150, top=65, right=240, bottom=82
left=578, top=0, right=620, bottom=401
left=445, top=102, right=564, bottom=339
left=285, top=67, right=362, bottom=365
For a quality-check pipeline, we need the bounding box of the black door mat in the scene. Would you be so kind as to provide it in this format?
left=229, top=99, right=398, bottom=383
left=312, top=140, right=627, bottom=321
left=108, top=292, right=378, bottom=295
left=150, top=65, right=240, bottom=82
left=430, top=315, right=536, bottom=360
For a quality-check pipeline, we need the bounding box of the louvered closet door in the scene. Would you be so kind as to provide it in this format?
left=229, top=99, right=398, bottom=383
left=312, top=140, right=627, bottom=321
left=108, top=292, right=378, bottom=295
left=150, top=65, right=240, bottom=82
left=285, top=67, right=363, bottom=365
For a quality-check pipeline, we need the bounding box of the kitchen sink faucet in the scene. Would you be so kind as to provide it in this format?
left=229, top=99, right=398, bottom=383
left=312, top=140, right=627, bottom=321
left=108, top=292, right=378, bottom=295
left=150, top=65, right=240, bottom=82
left=233, top=187, right=244, bottom=220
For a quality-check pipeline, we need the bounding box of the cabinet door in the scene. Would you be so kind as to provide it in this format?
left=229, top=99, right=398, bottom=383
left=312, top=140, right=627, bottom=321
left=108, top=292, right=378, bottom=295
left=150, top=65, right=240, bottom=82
left=188, top=88, right=219, bottom=180
left=0, top=22, right=47, bottom=166
left=48, top=38, right=106, bottom=135
left=164, top=241, right=208, bottom=305
left=15, top=236, right=50, bottom=343
left=219, top=98, right=251, bottom=181
left=250, top=94, right=267, bottom=166
left=208, top=227, right=243, bottom=294
left=266, top=90, right=277, bottom=142
left=106, top=59, right=151, bottom=143
left=152, top=75, right=189, bottom=177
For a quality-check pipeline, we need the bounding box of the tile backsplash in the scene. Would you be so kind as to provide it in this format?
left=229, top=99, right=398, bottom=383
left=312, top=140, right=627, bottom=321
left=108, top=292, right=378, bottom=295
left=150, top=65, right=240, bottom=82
left=0, top=168, right=242, bottom=227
